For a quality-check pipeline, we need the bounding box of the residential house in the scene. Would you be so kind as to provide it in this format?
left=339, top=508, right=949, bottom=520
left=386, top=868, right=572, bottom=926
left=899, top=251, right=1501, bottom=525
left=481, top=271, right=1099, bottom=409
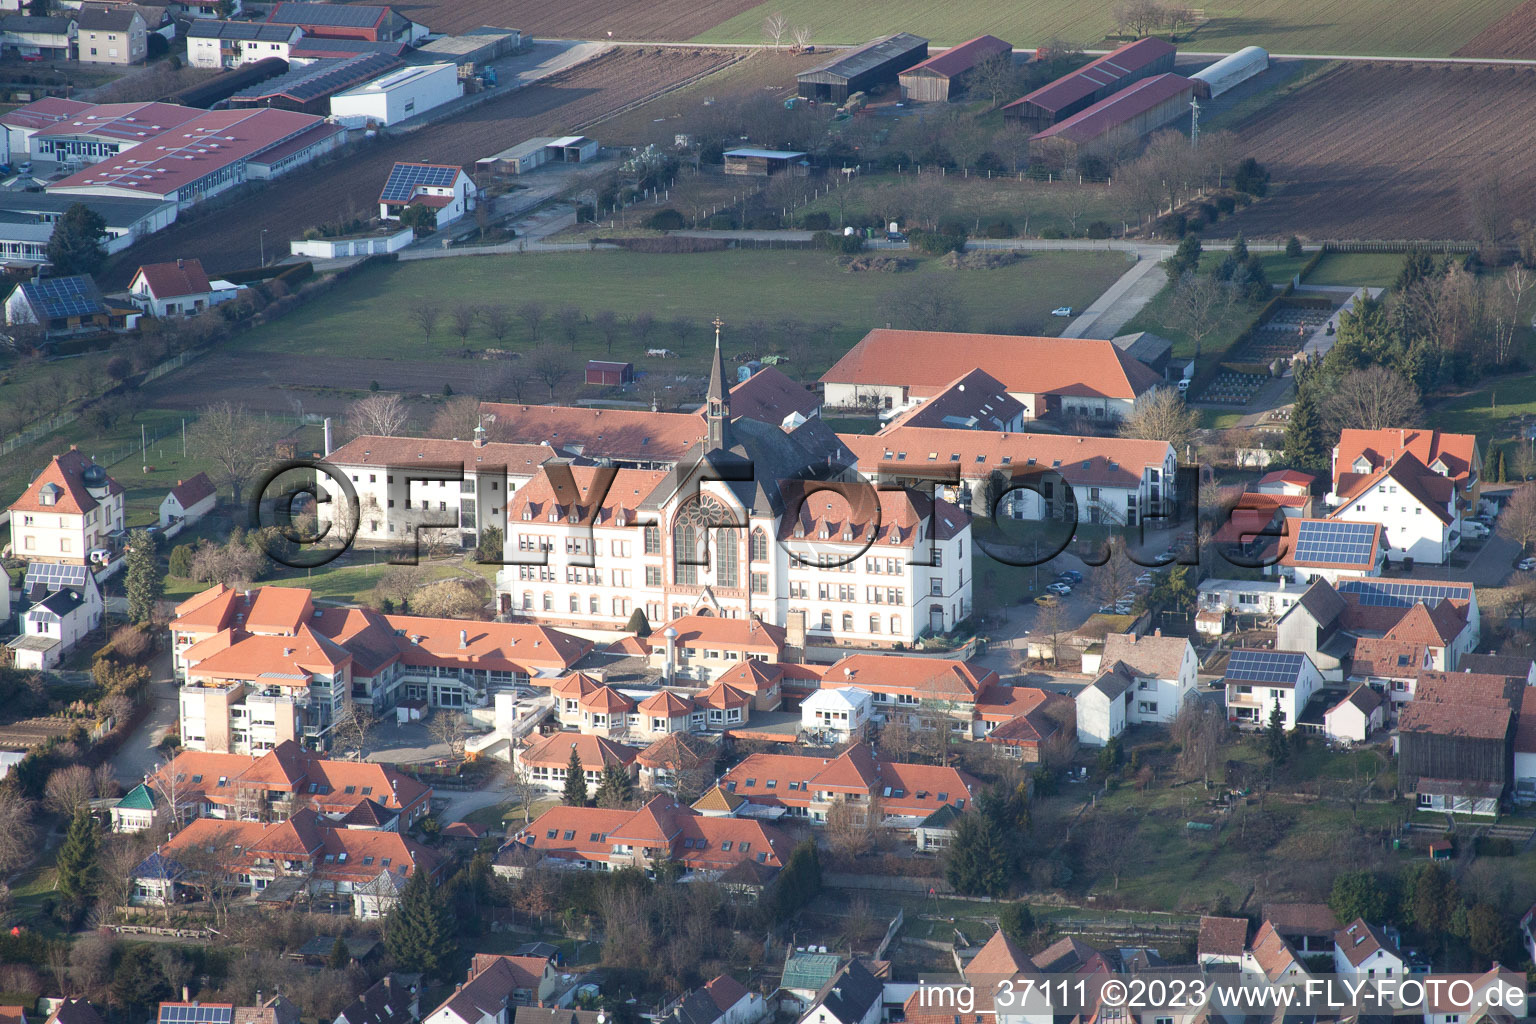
left=5, top=274, right=114, bottom=337
left=634, top=731, right=715, bottom=793
left=513, top=733, right=638, bottom=794
left=128, top=258, right=241, bottom=317
left=108, top=782, right=159, bottom=832
left=1197, top=916, right=1248, bottom=966
left=1333, top=919, right=1405, bottom=979
left=717, top=366, right=822, bottom=428
left=1516, top=687, right=1536, bottom=805
left=1398, top=670, right=1519, bottom=816
left=1323, top=685, right=1384, bottom=744
left=423, top=953, right=560, bottom=1024
left=45, top=1000, right=105, bottom=1024
left=159, top=472, right=217, bottom=528
left=1347, top=637, right=1431, bottom=718
left=333, top=974, right=421, bottom=1024
left=140, top=808, right=440, bottom=917
left=1221, top=648, right=1323, bottom=730
left=1272, top=518, right=1387, bottom=585
left=820, top=328, right=1163, bottom=421
left=508, top=794, right=789, bottom=876
left=1278, top=577, right=1479, bottom=680
left=780, top=952, right=844, bottom=1012
left=7, top=560, right=104, bottom=670
left=1197, top=577, right=1305, bottom=620
left=817, top=653, right=998, bottom=736
left=797, top=960, right=883, bottom=1024
left=0, top=14, right=75, bottom=59
left=378, top=162, right=476, bottom=229
left=1328, top=451, right=1462, bottom=565
left=1261, top=903, right=1339, bottom=954
left=800, top=686, right=872, bottom=742
left=1241, top=920, right=1310, bottom=986
left=1076, top=631, right=1198, bottom=745
left=716, top=743, right=977, bottom=830
left=187, top=20, right=299, bottom=68
left=1421, top=967, right=1527, bottom=1024
left=660, top=976, right=765, bottom=1024
left=76, top=4, right=146, bottom=63
left=1333, top=428, right=1481, bottom=515
left=982, top=687, right=1067, bottom=762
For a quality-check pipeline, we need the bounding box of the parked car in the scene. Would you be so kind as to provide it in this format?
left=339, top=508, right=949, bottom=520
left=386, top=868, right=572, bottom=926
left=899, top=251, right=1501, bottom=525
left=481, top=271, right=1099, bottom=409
left=1519, top=557, right=1536, bottom=571
left=1057, top=569, right=1083, bottom=583
left=1135, top=572, right=1155, bottom=586
left=1047, top=582, right=1073, bottom=596
left=1463, top=521, right=1489, bottom=539
left=1051, top=306, right=1073, bottom=317
left=1114, top=601, right=1135, bottom=615
left=1035, top=594, right=1061, bottom=607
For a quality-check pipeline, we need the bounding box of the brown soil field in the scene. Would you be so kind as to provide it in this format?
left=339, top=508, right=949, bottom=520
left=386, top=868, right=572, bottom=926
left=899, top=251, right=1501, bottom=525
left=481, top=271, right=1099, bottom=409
left=100, top=48, right=735, bottom=284
left=359, top=0, right=760, bottom=39
left=1455, top=0, right=1536, bottom=57
left=1211, top=62, right=1536, bottom=240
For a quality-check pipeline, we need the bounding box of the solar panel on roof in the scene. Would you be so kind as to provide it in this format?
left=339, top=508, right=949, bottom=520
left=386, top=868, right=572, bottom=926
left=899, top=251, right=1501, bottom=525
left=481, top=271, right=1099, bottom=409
left=27, top=275, right=102, bottom=318
left=25, top=562, right=87, bottom=590
left=157, top=1006, right=233, bottom=1024
left=1291, top=520, right=1376, bottom=566
left=1224, top=649, right=1307, bottom=684
left=379, top=162, right=458, bottom=202
left=1337, top=579, right=1470, bottom=607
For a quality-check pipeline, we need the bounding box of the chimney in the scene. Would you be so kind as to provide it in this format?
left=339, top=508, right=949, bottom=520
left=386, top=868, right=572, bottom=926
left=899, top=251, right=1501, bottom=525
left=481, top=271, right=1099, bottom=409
left=459, top=629, right=468, bottom=649
left=323, top=417, right=333, bottom=457
left=1153, top=628, right=1161, bottom=637
left=663, top=626, right=679, bottom=683
left=182, top=987, right=190, bottom=1002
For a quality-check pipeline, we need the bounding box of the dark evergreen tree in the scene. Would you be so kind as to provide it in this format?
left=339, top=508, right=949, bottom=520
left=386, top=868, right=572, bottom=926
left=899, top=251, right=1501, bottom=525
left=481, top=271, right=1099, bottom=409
left=944, top=812, right=1010, bottom=897
left=1330, top=869, right=1391, bottom=926
left=56, top=806, right=101, bottom=914
left=1283, top=368, right=1329, bottom=471
left=768, top=840, right=821, bottom=923
left=112, top=944, right=170, bottom=1015
left=124, top=528, right=163, bottom=625
left=624, top=608, right=651, bottom=637
left=1168, top=233, right=1202, bottom=278
left=1285, top=236, right=1303, bottom=259
left=998, top=901, right=1035, bottom=944
left=563, top=746, right=589, bottom=806
left=46, top=203, right=108, bottom=275
left=1264, top=701, right=1289, bottom=765
left=384, top=866, right=457, bottom=978
left=594, top=764, right=634, bottom=807
left=1395, top=246, right=1436, bottom=292
left=328, top=935, right=351, bottom=970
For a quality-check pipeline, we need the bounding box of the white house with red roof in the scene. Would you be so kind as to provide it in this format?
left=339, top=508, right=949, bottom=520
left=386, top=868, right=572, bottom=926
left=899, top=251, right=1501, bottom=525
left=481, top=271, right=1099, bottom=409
left=158, top=471, right=217, bottom=528
left=6, top=447, right=123, bottom=565
left=423, top=953, right=561, bottom=1024
left=1328, top=450, right=1462, bottom=565
left=1333, top=428, right=1481, bottom=512
left=128, top=257, right=241, bottom=317
left=376, top=159, right=474, bottom=226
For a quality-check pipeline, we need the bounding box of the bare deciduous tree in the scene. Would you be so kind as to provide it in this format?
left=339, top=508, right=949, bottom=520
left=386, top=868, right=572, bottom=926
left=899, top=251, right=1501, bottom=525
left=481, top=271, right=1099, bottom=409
left=791, top=23, right=813, bottom=50
left=1501, top=483, right=1536, bottom=550
left=45, top=764, right=96, bottom=816
left=968, top=53, right=1020, bottom=110
left=0, top=790, right=38, bottom=874
left=1171, top=700, right=1226, bottom=782
left=629, top=311, right=656, bottom=351
left=426, top=395, right=481, bottom=440
left=450, top=303, right=478, bottom=344
left=480, top=303, right=511, bottom=343
left=330, top=698, right=379, bottom=759
left=1111, top=0, right=1166, bottom=36
left=408, top=302, right=441, bottom=341
left=762, top=11, right=788, bottom=48
left=530, top=345, right=576, bottom=399
left=1167, top=271, right=1229, bottom=359
left=668, top=316, right=696, bottom=352
left=517, top=301, right=547, bottom=341
left=186, top=402, right=281, bottom=503
left=556, top=305, right=584, bottom=347
left=345, top=392, right=410, bottom=439
left=1119, top=385, right=1200, bottom=456
left=1320, top=365, right=1423, bottom=433
left=429, top=709, right=471, bottom=761
left=886, top=280, right=970, bottom=333
left=593, top=310, right=620, bottom=353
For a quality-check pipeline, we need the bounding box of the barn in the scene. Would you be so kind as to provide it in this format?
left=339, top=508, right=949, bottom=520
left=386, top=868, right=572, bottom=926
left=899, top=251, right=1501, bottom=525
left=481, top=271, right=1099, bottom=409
left=796, top=32, right=928, bottom=103
left=897, top=34, right=1012, bottom=103
left=1028, top=73, right=1194, bottom=161
left=1001, top=36, right=1175, bottom=131
left=723, top=148, right=807, bottom=177
left=227, top=53, right=403, bottom=114
left=1398, top=671, right=1518, bottom=817
left=477, top=135, right=598, bottom=175
left=1191, top=45, right=1269, bottom=99
left=586, top=360, right=633, bottom=386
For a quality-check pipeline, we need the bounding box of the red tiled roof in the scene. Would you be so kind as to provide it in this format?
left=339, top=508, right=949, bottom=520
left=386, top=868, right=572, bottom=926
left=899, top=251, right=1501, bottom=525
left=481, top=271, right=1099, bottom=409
left=1517, top=688, right=1536, bottom=755
left=1384, top=601, right=1466, bottom=646
left=705, top=975, right=750, bottom=1014
left=777, top=481, right=969, bottom=544
left=518, top=732, right=639, bottom=770
left=133, top=257, right=212, bottom=299
left=1003, top=36, right=1175, bottom=114
left=1248, top=920, right=1304, bottom=981
left=1031, top=73, right=1195, bottom=145
left=169, top=471, right=216, bottom=508
left=1332, top=451, right=1455, bottom=524
left=1261, top=902, right=1338, bottom=936
left=507, top=465, right=670, bottom=527
left=324, top=434, right=554, bottom=473
left=1102, top=632, right=1190, bottom=681
left=1198, top=915, right=1248, bottom=958
left=9, top=448, right=122, bottom=516
left=482, top=401, right=707, bottom=461
left=901, top=34, right=1012, bottom=79
left=821, top=329, right=1163, bottom=400
left=697, top=680, right=752, bottom=710
left=638, top=689, right=694, bottom=716
left=1334, top=428, right=1478, bottom=491
left=843, top=427, right=1172, bottom=489
left=720, top=746, right=977, bottom=819
left=967, top=928, right=1037, bottom=977
left=822, top=653, right=996, bottom=703
left=660, top=614, right=786, bottom=653
left=1259, top=469, right=1316, bottom=488
left=1349, top=637, right=1429, bottom=679
left=580, top=686, right=636, bottom=714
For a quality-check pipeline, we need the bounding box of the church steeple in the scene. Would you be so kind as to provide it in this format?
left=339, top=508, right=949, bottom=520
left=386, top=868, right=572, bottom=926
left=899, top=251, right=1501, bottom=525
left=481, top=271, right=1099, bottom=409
left=706, top=316, right=730, bottom=451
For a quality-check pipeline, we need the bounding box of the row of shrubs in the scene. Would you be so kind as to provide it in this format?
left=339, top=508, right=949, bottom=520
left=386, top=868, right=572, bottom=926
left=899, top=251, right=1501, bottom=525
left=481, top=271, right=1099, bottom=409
left=647, top=204, right=1120, bottom=243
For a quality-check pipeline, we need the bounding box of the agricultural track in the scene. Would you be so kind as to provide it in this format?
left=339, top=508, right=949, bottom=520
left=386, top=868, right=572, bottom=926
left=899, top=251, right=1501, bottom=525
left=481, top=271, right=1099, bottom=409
left=368, top=0, right=762, bottom=39
left=1210, top=62, right=1536, bottom=240
left=101, top=48, right=737, bottom=283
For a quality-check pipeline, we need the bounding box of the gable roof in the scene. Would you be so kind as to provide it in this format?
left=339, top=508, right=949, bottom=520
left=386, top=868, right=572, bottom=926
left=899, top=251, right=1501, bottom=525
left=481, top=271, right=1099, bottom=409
left=881, top=368, right=1027, bottom=432
left=10, top=447, right=121, bottom=516
left=813, top=960, right=883, bottom=1023
left=1002, top=36, right=1175, bottom=115
left=1198, top=915, right=1248, bottom=959
left=821, top=329, right=1163, bottom=401
left=1248, top=920, right=1306, bottom=981
left=1383, top=600, right=1466, bottom=647
left=1330, top=684, right=1383, bottom=718
left=482, top=401, right=707, bottom=462
left=1333, top=451, right=1455, bottom=524
left=1262, top=902, right=1338, bottom=937
left=1335, top=918, right=1400, bottom=967
left=718, top=366, right=820, bottom=425
left=1335, top=428, right=1477, bottom=489
left=169, top=471, right=216, bottom=508
left=1102, top=632, right=1189, bottom=680
left=821, top=653, right=996, bottom=702
left=77, top=4, right=142, bottom=30
left=966, top=928, right=1037, bottom=978
left=844, top=427, right=1173, bottom=489
left=1031, top=73, right=1194, bottom=145
left=335, top=975, right=417, bottom=1024
left=900, top=34, right=1012, bottom=79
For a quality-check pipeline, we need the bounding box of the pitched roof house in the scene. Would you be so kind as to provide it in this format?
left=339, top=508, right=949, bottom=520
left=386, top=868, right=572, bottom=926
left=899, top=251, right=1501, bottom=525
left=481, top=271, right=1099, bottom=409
left=423, top=953, right=560, bottom=1024
left=129, top=258, right=241, bottom=317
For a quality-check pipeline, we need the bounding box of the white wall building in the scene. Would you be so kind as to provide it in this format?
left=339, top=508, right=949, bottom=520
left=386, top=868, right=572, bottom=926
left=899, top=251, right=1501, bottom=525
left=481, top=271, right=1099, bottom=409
left=1222, top=649, right=1323, bottom=730
left=7, top=449, right=124, bottom=565
left=1323, top=685, right=1384, bottom=744
left=1332, top=920, right=1405, bottom=979
left=1327, top=455, right=1461, bottom=565
left=800, top=686, right=872, bottom=741
left=1076, top=632, right=1198, bottom=745
left=158, top=472, right=217, bottom=528
left=127, top=257, right=242, bottom=317
left=186, top=20, right=299, bottom=68
left=8, top=562, right=104, bottom=670
left=331, top=62, right=461, bottom=127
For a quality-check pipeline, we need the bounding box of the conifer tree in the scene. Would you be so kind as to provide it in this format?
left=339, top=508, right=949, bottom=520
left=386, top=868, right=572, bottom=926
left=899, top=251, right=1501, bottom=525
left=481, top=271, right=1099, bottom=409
left=124, top=528, right=163, bottom=625
left=56, top=806, right=101, bottom=914
left=563, top=746, right=588, bottom=806
left=384, top=867, right=457, bottom=978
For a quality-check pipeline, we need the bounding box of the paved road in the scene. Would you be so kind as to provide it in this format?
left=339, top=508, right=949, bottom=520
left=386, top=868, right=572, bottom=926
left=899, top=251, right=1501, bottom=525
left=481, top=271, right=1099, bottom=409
left=1060, top=251, right=1171, bottom=340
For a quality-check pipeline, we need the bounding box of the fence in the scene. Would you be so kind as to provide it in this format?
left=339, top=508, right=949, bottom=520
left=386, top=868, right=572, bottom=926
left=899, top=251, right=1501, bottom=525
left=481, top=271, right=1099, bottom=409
left=1320, top=240, right=1477, bottom=255
left=0, top=409, right=79, bottom=459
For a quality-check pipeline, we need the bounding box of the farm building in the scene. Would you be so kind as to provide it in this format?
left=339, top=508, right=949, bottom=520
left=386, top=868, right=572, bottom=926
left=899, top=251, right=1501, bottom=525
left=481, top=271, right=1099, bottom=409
left=186, top=21, right=301, bottom=69
left=163, top=56, right=289, bottom=108
left=722, top=148, right=808, bottom=177
left=1191, top=45, right=1269, bottom=98
left=228, top=53, right=403, bottom=114
left=586, top=360, right=633, bottom=386
left=330, top=62, right=462, bottom=126
left=286, top=37, right=410, bottom=60
left=264, top=1, right=422, bottom=43
left=1398, top=671, right=1518, bottom=816
left=898, top=34, right=1011, bottom=103
left=476, top=135, right=598, bottom=175
left=47, top=107, right=341, bottom=207
left=1001, top=36, right=1175, bottom=131
left=377, top=161, right=475, bottom=227
left=411, top=26, right=521, bottom=72
left=290, top=224, right=414, bottom=259
left=796, top=32, right=928, bottom=103
left=1029, top=73, right=1194, bottom=160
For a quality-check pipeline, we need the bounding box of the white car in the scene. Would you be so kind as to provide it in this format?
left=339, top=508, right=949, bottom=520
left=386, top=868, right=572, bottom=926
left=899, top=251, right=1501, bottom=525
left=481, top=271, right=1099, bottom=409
left=1047, top=582, right=1072, bottom=596
left=1520, top=558, right=1536, bottom=571
left=1051, top=306, right=1073, bottom=317
left=1463, top=521, right=1489, bottom=539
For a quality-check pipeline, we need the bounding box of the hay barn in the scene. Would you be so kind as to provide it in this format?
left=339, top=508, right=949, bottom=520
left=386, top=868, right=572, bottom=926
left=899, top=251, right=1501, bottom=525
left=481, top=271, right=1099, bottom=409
left=1002, top=36, right=1175, bottom=131
left=586, top=360, right=633, bottom=386
left=796, top=32, right=928, bottom=103
left=1191, top=45, right=1268, bottom=99
left=897, top=34, right=1012, bottom=102
left=722, top=148, right=807, bottom=177
left=1029, top=72, right=1194, bottom=160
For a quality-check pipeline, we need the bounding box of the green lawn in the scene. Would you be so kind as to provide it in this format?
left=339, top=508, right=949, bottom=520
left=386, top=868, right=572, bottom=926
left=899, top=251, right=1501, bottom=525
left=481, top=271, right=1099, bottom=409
left=695, top=0, right=1520, bottom=55
left=1301, top=252, right=1405, bottom=288
left=163, top=550, right=500, bottom=605
left=235, top=248, right=1129, bottom=377
left=1432, top=374, right=1536, bottom=447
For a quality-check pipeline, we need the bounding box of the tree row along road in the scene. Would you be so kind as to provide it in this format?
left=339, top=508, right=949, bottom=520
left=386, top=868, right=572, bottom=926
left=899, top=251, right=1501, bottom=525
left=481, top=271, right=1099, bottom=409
left=597, top=38, right=1536, bottom=65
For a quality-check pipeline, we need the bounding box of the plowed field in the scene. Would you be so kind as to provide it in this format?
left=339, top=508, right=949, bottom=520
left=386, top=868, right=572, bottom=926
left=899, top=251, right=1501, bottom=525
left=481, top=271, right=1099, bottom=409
left=102, top=48, right=735, bottom=283
left=1455, top=0, right=1536, bottom=57
left=1212, top=62, right=1536, bottom=240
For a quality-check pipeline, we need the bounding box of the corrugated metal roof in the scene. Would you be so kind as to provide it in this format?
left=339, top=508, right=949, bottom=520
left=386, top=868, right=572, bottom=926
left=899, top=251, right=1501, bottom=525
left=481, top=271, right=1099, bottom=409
left=267, top=1, right=386, bottom=27
left=724, top=148, right=807, bottom=160
left=1004, top=36, right=1175, bottom=114
left=797, top=32, right=927, bottom=82
left=899, top=34, right=1011, bottom=80
left=1031, top=72, right=1192, bottom=143
left=231, top=52, right=401, bottom=102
